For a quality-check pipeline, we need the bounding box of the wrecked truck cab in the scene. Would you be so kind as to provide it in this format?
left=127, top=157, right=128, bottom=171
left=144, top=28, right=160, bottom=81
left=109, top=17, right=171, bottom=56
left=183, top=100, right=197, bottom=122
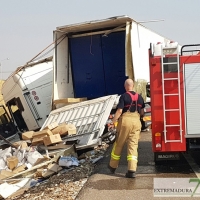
left=0, top=105, right=18, bottom=142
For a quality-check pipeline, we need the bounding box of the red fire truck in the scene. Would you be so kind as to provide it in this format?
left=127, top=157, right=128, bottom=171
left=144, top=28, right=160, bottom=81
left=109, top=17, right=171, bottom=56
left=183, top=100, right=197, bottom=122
left=149, top=42, right=200, bottom=162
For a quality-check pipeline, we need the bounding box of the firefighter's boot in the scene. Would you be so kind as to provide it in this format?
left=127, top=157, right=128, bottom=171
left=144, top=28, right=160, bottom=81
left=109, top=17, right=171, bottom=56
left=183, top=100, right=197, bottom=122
left=107, top=164, right=116, bottom=174
left=125, top=170, right=136, bottom=178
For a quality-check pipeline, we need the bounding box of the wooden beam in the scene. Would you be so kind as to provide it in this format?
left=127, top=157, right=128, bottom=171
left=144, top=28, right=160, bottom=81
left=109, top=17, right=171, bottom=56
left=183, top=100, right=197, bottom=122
left=53, top=98, right=87, bottom=105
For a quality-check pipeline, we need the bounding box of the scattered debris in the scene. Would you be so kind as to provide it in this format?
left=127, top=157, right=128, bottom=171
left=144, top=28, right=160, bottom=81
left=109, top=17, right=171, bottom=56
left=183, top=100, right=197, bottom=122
left=0, top=99, right=113, bottom=199
left=22, top=131, right=34, bottom=141
left=0, top=178, right=30, bottom=199
left=90, top=156, right=104, bottom=164
left=0, top=137, right=109, bottom=199
left=58, top=156, right=79, bottom=167
left=43, top=134, right=62, bottom=146
left=20, top=122, right=77, bottom=148
left=6, top=156, right=18, bottom=170
left=51, top=123, right=76, bottom=136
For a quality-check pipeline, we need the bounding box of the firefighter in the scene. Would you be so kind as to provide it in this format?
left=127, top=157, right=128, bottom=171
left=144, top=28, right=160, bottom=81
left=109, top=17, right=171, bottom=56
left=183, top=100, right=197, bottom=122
left=108, top=78, right=145, bottom=178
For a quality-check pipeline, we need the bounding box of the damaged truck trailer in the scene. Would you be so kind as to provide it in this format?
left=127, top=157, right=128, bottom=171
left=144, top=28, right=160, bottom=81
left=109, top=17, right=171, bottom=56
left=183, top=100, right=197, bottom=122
left=1, top=56, right=53, bottom=137
left=41, top=16, right=173, bottom=148
left=53, top=15, right=172, bottom=102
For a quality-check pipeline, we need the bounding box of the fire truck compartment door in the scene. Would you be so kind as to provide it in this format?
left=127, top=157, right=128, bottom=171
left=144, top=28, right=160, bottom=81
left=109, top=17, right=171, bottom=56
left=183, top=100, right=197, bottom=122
left=185, top=63, right=200, bottom=136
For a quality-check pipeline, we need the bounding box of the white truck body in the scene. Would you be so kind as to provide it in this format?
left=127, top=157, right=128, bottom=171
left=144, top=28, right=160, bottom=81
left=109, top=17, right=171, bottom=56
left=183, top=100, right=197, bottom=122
left=38, top=16, right=172, bottom=148
left=2, top=57, right=53, bottom=131
left=52, top=15, right=171, bottom=102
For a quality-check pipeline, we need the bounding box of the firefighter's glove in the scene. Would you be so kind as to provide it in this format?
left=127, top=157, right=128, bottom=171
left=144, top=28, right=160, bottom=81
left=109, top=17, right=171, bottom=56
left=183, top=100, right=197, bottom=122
left=108, top=123, right=115, bottom=131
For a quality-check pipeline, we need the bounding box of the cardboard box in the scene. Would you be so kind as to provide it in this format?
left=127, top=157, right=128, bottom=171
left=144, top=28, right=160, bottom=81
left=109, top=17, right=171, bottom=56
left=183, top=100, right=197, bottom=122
left=66, top=124, right=76, bottom=135
left=13, top=164, right=26, bottom=174
left=32, top=130, right=53, bottom=146
left=33, top=157, right=48, bottom=166
left=47, top=163, right=62, bottom=172
left=44, top=164, right=62, bottom=177
left=0, top=170, right=14, bottom=180
left=44, top=121, right=58, bottom=130
left=52, top=123, right=76, bottom=136
left=42, top=170, right=55, bottom=178
left=13, top=141, right=28, bottom=149
left=32, top=129, right=53, bottom=138
left=22, top=131, right=34, bottom=140
left=27, top=151, right=44, bottom=166
left=43, top=134, right=62, bottom=146
left=35, top=163, right=62, bottom=178
left=35, top=168, right=44, bottom=178
left=6, top=156, right=18, bottom=170
left=31, top=136, right=45, bottom=146
left=51, top=123, right=68, bottom=135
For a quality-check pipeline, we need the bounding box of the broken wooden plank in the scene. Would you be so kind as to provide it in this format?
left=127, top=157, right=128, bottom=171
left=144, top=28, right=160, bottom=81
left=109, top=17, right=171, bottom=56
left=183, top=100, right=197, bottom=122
left=6, top=159, right=55, bottom=180
left=3, top=145, right=76, bottom=180
left=53, top=98, right=87, bottom=104
left=53, top=98, right=87, bottom=109
left=38, top=143, right=73, bottom=151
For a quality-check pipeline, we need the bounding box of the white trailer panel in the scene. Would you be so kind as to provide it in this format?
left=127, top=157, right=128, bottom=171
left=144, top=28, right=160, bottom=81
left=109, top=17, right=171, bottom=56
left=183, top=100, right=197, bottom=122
left=41, top=95, right=117, bottom=149
left=131, top=23, right=170, bottom=82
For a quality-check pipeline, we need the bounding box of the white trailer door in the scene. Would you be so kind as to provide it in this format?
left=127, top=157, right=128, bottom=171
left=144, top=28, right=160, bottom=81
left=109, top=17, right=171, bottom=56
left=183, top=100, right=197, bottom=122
left=185, top=63, right=200, bottom=136
left=41, top=95, right=117, bottom=149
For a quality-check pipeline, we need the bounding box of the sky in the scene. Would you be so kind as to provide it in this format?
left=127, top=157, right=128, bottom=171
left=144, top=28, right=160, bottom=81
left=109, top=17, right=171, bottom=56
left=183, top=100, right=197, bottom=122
left=0, top=0, right=199, bottom=79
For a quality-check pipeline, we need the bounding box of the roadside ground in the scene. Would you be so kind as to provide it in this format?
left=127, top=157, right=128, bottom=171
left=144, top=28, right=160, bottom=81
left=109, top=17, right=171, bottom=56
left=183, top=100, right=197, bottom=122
left=77, top=131, right=197, bottom=200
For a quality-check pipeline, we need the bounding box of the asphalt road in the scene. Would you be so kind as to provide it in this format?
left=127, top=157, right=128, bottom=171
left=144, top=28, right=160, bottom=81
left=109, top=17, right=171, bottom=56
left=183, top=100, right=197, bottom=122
left=76, top=130, right=200, bottom=200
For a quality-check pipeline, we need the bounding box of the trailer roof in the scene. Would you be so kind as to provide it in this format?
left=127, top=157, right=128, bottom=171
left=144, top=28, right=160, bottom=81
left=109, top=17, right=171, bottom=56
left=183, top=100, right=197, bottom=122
left=56, top=15, right=133, bottom=34
left=7, top=56, right=53, bottom=79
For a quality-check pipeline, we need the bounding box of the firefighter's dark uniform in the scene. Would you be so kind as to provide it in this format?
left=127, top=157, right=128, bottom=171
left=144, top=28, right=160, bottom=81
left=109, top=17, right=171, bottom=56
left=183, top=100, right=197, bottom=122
left=109, top=91, right=145, bottom=173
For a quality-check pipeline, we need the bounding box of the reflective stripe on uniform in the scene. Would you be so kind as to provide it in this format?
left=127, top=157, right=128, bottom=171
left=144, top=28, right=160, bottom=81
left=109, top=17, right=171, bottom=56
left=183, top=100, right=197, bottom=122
left=111, top=142, right=121, bottom=160
left=111, top=153, right=121, bottom=160
left=127, top=155, right=138, bottom=161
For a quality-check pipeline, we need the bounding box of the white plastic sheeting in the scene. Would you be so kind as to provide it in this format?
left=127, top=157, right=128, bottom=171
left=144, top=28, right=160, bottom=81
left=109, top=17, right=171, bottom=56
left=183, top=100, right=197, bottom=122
left=0, top=178, right=30, bottom=199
